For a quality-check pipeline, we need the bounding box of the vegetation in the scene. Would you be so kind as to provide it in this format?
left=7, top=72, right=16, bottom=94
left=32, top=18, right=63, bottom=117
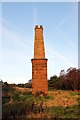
left=47, top=105, right=79, bottom=118
left=2, top=87, right=79, bottom=119
left=2, top=67, right=80, bottom=119
left=2, top=102, right=79, bottom=119
left=49, top=67, right=80, bottom=91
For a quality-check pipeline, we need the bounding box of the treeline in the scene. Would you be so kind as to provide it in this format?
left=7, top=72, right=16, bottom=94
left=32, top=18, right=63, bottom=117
left=2, top=67, right=80, bottom=94
left=49, top=67, right=80, bottom=91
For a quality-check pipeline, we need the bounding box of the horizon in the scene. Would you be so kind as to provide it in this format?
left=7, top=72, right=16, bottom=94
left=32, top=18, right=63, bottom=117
left=0, top=66, right=79, bottom=84
left=0, top=2, right=78, bottom=84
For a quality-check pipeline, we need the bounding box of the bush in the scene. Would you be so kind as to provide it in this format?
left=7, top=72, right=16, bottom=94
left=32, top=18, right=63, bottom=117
left=12, top=92, right=20, bottom=101
left=25, top=83, right=32, bottom=88
left=2, top=96, right=10, bottom=104
left=17, top=83, right=24, bottom=88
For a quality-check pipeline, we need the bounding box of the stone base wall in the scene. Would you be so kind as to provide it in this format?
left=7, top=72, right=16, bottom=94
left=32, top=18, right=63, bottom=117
left=31, top=59, right=48, bottom=95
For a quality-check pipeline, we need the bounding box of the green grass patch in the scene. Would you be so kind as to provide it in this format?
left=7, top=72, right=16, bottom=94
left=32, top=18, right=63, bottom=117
left=47, top=106, right=66, bottom=118
left=46, top=105, right=79, bottom=118
left=32, top=94, right=54, bottom=103
left=69, top=91, right=79, bottom=96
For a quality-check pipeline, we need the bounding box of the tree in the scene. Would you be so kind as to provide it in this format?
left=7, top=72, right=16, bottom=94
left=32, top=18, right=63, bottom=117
left=49, top=75, right=60, bottom=90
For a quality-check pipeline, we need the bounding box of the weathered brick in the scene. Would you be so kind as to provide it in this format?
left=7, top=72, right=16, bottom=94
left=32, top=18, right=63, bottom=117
left=31, top=25, right=48, bottom=95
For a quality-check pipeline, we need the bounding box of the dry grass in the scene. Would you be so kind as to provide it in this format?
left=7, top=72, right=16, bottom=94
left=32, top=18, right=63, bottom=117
left=13, top=87, right=78, bottom=108
left=13, top=86, right=31, bottom=94
left=45, top=90, right=78, bottom=107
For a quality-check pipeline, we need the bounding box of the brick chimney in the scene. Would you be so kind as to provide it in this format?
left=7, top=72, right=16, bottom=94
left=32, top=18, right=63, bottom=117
left=31, top=25, right=48, bottom=95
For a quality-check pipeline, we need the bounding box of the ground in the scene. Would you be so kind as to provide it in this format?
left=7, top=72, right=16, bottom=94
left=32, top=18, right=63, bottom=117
left=13, top=87, right=78, bottom=107
left=2, top=86, right=79, bottom=119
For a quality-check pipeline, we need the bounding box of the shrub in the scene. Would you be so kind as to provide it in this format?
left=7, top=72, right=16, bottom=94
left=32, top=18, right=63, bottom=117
left=12, top=92, right=20, bottom=101
left=2, top=96, right=10, bottom=104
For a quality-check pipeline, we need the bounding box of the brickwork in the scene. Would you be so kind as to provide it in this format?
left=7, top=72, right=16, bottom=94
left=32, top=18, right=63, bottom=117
left=34, top=25, right=45, bottom=59
left=31, top=25, right=48, bottom=95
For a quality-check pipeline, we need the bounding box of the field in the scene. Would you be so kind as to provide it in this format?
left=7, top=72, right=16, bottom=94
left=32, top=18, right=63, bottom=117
left=2, top=86, right=80, bottom=119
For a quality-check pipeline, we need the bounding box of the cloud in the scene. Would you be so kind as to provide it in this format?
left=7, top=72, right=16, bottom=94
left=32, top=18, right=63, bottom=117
left=1, top=19, right=33, bottom=64
left=2, top=23, right=32, bottom=49
left=1, top=18, right=33, bottom=83
left=53, top=15, right=77, bottom=49
left=1, top=18, right=33, bottom=61
left=54, top=16, right=67, bottom=31
left=0, top=18, right=33, bottom=48
left=58, top=17, right=67, bottom=27
left=47, top=47, right=76, bottom=67
left=67, top=40, right=77, bottom=49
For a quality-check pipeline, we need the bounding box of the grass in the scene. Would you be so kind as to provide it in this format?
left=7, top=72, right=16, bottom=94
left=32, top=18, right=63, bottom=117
left=2, top=88, right=79, bottom=119
left=3, top=104, right=79, bottom=119
left=47, top=105, right=79, bottom=118
left=69, top=91, right=79, bottom=96
left=10, top=89, right=78, bottom=107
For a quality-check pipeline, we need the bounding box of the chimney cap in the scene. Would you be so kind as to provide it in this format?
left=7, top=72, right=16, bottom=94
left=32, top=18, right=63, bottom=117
left=35, top=25, right=43, bottom=29
left=35, top=25, right=38, bottom=28
left=40, top=25, right=43, bottom=28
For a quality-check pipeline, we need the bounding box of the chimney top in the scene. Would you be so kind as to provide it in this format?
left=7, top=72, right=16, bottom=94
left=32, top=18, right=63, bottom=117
left=35, top=25, right=43, bottom=29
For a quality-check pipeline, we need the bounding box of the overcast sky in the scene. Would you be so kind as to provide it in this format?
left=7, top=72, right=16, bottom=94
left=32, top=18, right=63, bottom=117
left=0, top=2, right=78, bottom=84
